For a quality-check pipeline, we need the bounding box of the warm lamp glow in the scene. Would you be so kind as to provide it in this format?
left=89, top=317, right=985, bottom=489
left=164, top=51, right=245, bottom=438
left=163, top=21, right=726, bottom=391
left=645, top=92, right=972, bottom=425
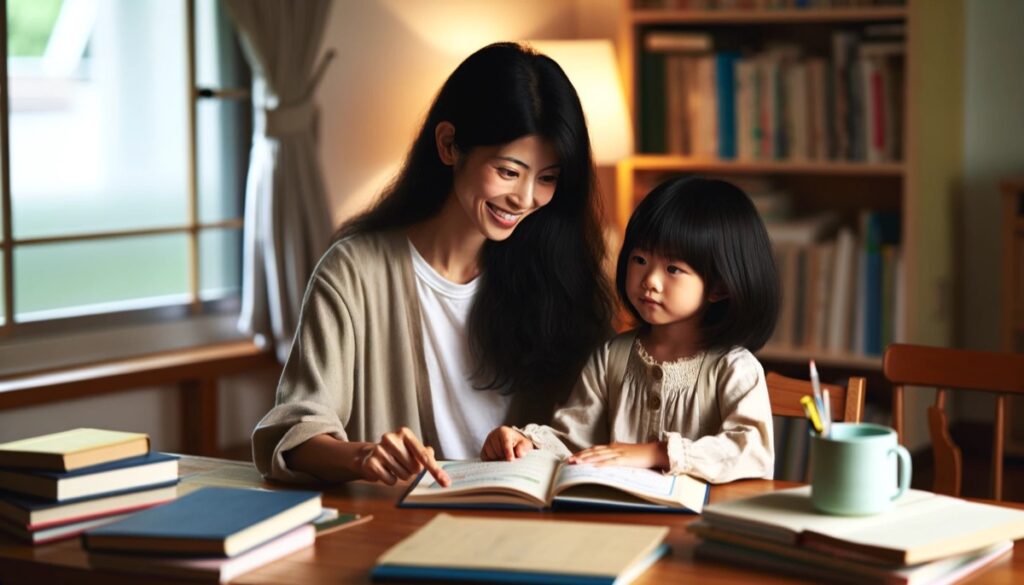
left=528, top=40, right=633, bottom=165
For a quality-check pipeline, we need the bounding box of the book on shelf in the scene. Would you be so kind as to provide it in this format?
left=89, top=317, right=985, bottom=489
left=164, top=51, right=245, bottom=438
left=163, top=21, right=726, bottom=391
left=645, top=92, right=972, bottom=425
left=400, top=450, right=708, bottom=513
left=0, top=482, right=177, bottom=533
left=83, top=487, right=322, bottom=558
left=0, top=451, right=179, bottom=501
left=0, top=428, right=150, bottom=472
left=88, top=524, right=316, bottom=584
left=697, top=485, right=1024, bottom=566
left=693, top=530, right=1012, bottom=585
left=371, top=513, right=670, bottom=585
left=637, top=26, right=905, bottom=164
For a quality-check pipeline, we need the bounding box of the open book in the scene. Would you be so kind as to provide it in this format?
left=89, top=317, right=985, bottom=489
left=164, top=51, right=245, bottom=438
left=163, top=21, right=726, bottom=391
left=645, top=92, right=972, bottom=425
left=401, top=451, right=708, bottom=513
left=699, top=485, right=1024, bottom=566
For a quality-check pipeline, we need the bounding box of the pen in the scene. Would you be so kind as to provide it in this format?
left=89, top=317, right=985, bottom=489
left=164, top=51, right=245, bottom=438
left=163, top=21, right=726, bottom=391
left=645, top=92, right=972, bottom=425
left=822, top=389, right=832, bottom=437
left=809, top=360, right=825, bottom=425
left=800, top=395, right=824, bottom=434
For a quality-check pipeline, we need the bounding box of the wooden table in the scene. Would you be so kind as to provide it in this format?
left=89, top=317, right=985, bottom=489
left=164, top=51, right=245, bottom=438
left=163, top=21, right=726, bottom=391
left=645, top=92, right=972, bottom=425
left=0, top=455, right=1021, bottom=584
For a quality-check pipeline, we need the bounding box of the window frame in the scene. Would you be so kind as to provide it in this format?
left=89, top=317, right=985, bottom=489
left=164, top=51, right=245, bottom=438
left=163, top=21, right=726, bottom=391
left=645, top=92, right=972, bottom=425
left=0, top=0, right=250, bottom=349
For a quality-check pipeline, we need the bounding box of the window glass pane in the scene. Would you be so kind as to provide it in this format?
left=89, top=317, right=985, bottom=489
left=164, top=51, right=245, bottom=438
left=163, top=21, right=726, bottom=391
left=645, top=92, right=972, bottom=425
left=194, top=0, right=248, bottom=89
left=197, top=98, right=247, bottom=223
left=8, top=0, right=189, bottom=239
left=14, top=233, right=189, bottom=320
left=199, top=227, right=240, bottom=300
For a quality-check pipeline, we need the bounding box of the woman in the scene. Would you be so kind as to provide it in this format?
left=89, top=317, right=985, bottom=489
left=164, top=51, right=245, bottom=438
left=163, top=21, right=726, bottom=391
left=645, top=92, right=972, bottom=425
left=252, top=42, right=613, bottom=486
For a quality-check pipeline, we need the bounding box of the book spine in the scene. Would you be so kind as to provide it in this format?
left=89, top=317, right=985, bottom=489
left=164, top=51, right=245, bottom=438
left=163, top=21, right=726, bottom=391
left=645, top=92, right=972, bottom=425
left=716, top=52, right=738, bottom=159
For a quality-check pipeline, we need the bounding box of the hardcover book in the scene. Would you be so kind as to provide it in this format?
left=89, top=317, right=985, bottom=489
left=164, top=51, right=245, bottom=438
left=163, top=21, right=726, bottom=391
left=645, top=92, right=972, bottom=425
left=0, top=428, right=149, bottom=471
left=400, top=450, right=708, bottom=513
left=0, top=452, right=178, bottom=501
left=372, top=513, right=669, bottom=585
left=83, top=487, right=322, bottom=558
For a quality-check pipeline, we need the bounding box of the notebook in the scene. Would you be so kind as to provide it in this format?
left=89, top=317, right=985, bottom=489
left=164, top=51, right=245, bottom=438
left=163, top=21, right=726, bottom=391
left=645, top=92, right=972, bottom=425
left=0, top=452, right=178, bottom=501
left=401, top=450, right=708, bottom=513
left=0, top=429, right=150, bottom=471
left=699, top=485, right=1024, bottom=565
left=372, top=513, right=670, bottom=585
left=83, top=487, right=322, bottom=557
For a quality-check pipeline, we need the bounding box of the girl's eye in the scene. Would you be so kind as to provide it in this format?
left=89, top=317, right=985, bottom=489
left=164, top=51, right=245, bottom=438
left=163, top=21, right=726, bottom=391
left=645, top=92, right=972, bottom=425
left=496, top=167, right=519, bottom=179
left=667, top=265, right=682, bottom=275
left=631, top=255, right=647, bottom=265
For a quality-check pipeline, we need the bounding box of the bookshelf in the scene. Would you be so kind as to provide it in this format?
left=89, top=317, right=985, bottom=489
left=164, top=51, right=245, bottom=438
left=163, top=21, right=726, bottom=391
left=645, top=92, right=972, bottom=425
left=615, top=0, right=962, bottom=376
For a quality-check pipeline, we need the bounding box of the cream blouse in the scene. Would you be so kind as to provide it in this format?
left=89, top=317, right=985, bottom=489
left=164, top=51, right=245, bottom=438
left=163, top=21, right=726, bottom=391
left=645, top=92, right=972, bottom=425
left=519, top=331, right=774, bottom=484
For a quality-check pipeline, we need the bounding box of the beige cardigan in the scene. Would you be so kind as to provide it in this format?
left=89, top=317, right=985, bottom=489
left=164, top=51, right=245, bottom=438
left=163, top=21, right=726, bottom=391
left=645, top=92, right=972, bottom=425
left=252, top=230, right=546, bottom=483
left=520, top=331, right=774, bottom=484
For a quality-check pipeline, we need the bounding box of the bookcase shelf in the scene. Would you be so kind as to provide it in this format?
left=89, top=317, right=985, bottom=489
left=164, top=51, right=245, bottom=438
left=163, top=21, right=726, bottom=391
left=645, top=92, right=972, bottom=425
left=616, top=0, right=960, bottom=375
left=629, top=156, right=904, bottom=176
left=632, top=7, right=907, bottom=26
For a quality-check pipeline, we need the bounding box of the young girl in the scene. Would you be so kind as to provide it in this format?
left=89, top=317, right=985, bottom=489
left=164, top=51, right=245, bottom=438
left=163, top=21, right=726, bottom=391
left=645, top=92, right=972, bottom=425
left=482, top=177, right=780, bottom=483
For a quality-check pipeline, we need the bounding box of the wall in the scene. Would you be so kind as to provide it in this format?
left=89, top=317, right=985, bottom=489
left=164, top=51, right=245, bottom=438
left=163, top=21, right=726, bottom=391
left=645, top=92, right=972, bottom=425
left=960, top=0, right=1024, bottom=352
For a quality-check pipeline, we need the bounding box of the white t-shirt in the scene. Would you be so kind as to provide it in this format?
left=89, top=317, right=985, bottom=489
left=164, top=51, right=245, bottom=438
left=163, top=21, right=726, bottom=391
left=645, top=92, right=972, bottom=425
left=408, top=240, right=512, bottom=460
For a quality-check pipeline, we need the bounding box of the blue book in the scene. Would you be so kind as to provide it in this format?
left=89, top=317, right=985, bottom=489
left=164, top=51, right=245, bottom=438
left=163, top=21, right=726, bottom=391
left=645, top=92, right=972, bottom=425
left=399, top=451, right=708, bottom=514
left=84, top=486, right=322, bottom=557
left=372, top=513, right=670, bottom=585
left=0, top=451, right=178, bottom=501
left=861, top=211, right=900, bottom=355
left=716, top=52, right=739, bottom=159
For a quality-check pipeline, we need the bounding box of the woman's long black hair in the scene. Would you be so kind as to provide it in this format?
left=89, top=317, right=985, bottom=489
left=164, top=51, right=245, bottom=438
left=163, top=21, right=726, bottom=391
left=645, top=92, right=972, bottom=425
left=337, top=42, right=614, bottom=402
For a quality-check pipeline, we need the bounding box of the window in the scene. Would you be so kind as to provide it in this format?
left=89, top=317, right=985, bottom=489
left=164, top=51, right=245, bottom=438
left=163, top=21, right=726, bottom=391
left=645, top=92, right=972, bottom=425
left=0, top=0, right=249, bottom=335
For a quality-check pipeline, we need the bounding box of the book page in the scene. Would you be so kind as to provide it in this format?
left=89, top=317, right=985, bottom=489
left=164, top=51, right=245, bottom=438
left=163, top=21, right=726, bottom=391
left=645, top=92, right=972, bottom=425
left=406, top=450, right=560, bottom=506
left=552, top=464, right=707, bottom=511
left=377, top=513, right=668, bottom=578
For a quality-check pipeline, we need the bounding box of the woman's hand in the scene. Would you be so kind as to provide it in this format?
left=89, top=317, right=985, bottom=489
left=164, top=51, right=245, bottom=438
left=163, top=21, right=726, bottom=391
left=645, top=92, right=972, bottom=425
left=568, top=441, right=669, bottom=470
left=358, top=427, right=451, bottom=487
left=481, top=426, right=534, bottom=461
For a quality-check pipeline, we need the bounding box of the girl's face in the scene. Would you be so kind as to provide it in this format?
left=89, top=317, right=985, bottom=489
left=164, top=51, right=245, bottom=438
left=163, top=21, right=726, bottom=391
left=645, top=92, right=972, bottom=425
left=625, top=249, right=709, bottom=327
left=447, top=132, right=561, bottom=242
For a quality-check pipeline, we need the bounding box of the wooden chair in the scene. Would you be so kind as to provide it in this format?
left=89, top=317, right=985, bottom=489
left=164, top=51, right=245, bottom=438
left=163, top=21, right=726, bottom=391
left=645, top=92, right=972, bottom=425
left=883, top=343, right=1024, bottom=501
left=766, top=371, right=866, bottom=424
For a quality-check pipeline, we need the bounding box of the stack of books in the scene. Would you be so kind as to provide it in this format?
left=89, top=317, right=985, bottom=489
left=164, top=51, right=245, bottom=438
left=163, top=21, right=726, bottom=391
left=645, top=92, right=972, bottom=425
left=0, top=428, right=179, bottom=544
left=84, top=486, right=322, bottom=583
left=689, top=486, right=1024, bottom=584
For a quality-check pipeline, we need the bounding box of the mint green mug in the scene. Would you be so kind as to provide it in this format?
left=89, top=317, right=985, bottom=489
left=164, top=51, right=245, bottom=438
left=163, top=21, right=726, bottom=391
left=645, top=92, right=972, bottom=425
left=809, top=423, right=912, bottom=516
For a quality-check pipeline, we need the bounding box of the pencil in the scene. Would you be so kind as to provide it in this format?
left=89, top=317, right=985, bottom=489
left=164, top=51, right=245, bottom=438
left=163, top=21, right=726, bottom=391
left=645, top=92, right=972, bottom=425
left=800, top=395, right=824, bottom=434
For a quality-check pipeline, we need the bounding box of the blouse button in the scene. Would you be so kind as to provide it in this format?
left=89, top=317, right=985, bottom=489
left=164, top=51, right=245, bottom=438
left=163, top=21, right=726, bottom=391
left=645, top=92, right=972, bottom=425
left=652, top=367, right=663, bottom=381
left=650, top=395, right=662, bottom=410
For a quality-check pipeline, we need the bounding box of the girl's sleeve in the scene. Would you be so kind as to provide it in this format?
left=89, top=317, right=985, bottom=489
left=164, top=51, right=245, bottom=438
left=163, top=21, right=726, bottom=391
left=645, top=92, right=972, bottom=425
left=663, top=351, right=774, bottom=483
left=517, top=345, right=612, bottom=458
left=251, top=273, right=355, bottom=483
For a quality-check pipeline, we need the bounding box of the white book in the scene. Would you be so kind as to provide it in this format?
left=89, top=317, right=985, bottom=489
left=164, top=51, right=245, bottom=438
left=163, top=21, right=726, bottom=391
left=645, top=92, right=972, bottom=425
left=827, top=228, right=858, bottom=352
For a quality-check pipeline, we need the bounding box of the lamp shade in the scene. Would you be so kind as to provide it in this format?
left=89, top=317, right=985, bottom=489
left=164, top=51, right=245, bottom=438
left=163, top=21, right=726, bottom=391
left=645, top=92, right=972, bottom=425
left=528, top=40, right=633, bottom=165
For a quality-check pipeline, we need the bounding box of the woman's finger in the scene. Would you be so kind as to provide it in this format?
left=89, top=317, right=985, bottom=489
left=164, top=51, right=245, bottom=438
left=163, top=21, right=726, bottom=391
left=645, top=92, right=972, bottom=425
left=374, top=444, right=415, bottom=480
left=363, top=456, right=397, bottom=485
left=400, top=428, right=451, bottom=487
left=378, top=434, right=417, bottom=478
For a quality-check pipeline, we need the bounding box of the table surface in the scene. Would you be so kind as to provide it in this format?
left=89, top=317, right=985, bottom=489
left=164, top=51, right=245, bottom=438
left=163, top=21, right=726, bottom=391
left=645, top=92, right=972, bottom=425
left=0, top=455, right=1020, bottom=584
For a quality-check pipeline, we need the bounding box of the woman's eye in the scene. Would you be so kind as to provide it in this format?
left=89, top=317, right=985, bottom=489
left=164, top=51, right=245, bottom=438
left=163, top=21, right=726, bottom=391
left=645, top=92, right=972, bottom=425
left=539, top=174, right=559, bottom=185
left=496, top=167, right=519, bottom=179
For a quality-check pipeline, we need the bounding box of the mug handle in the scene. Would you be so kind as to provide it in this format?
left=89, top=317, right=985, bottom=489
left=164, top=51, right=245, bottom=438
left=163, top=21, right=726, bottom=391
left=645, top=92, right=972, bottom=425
left=890, top=445, right=912, bottom=502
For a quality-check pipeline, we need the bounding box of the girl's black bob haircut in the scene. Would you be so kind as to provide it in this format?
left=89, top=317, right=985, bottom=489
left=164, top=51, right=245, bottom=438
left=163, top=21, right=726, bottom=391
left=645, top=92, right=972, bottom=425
left=616, top=176, right=779, bottom=352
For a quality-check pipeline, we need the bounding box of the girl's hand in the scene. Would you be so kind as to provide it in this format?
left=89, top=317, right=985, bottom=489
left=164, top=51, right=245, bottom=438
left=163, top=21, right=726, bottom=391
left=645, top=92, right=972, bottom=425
left=481, top=426, right=534, bottom=461
left=568, top=441, right=669, bottom=470
left=358, top=427, right=451, bottom=487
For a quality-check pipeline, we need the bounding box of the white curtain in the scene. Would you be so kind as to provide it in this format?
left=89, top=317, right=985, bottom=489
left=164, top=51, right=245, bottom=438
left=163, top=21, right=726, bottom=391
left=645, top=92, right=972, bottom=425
left=224, top=0, right=334, bottom=362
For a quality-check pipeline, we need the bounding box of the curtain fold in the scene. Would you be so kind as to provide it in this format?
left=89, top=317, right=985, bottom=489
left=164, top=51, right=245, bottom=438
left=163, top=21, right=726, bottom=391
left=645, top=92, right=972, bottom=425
left=224, top=0, right=334, bottom=362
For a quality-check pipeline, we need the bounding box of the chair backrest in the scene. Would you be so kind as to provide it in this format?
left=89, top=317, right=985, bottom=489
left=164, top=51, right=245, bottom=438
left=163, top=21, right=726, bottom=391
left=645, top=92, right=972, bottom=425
left=765, top=371, right=866, bottom=423
left=883, top=343, right=1024, bottom=501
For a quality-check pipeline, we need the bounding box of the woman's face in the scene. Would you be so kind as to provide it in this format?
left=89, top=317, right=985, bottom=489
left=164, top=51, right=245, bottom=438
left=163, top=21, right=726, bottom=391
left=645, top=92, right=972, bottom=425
left=443, top=129, right=561, bottom=242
